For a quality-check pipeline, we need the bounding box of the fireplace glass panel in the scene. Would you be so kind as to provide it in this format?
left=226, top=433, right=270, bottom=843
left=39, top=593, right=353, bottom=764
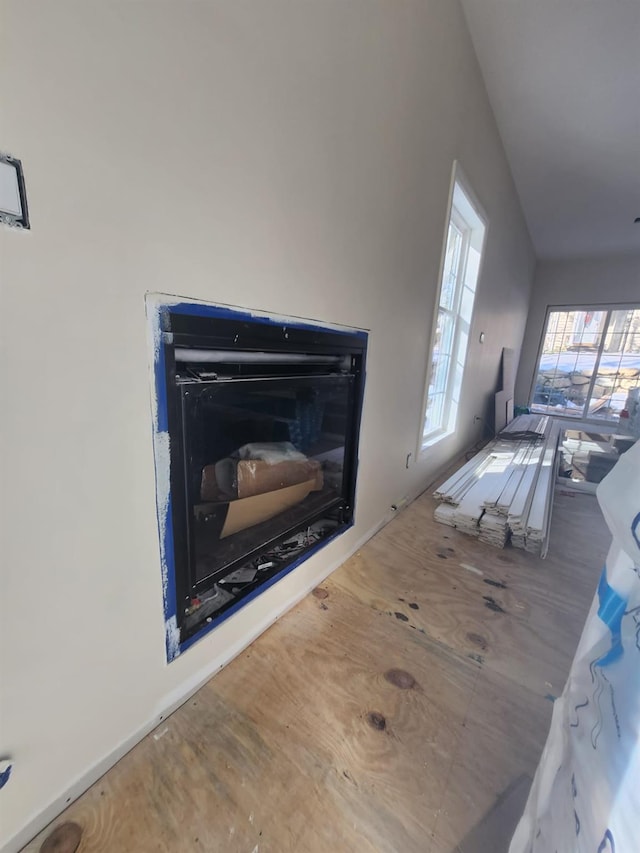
left=181, top=374, right=353, bottom=587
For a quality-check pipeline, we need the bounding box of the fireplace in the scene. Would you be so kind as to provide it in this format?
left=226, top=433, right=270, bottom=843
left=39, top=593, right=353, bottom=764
left=149, top=298, right=367, bottom=658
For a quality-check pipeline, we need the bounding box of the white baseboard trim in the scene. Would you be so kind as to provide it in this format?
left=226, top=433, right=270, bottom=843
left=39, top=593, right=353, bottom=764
left=3, top=509, right=405, bottom=853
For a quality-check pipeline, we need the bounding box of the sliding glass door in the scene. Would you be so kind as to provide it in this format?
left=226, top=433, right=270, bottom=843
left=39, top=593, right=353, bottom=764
left=531, top=306, right=640, bottom=423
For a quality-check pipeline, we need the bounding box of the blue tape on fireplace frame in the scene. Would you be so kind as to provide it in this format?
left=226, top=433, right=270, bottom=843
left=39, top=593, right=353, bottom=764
left=147, top=295, right=366, bottom=661
left=148, top=300, right=180, bottom=661
left=166, top=299, right=368, bottom=340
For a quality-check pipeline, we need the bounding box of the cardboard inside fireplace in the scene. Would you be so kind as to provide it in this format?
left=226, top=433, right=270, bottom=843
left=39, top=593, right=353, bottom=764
left=198, top=477, right=319, bottom=539
left=193, top=486, right=343, bottom=586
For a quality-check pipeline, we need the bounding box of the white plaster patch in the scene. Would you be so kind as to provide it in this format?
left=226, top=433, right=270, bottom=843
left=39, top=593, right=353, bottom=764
left=147, top=295, right=163, bottom=361
left=153, top=430, right=171, bottom=597
left=144, top=292, right=165, bottom=425
left=165, top=615, right=181, bottom=661
left=146, top=295, right=181, bottom=662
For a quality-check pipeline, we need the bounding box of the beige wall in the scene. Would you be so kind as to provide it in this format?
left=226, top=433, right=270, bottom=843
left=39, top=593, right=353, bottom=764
left=0, top=1, right=534, bottom=848
left=516, top=254, right=640, bottom=405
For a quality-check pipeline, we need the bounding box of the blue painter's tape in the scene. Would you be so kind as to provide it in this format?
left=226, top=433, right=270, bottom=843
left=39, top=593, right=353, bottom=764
left=162, top=489, right=179, bottom=661
left=149, top=303, right=179, bottom=660
left=0, top=764, right=12, bottom=790
left=597, top=828, right=616, bottom=852
left=631, top=511, right=640, bottom=552
left=168, top=300, right=368, bottom=338
left=595, top=568, right=628, bottom=668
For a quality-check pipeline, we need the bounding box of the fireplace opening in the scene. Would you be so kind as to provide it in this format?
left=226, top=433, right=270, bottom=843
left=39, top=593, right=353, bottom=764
left=151, top=300, right=367, bottom=655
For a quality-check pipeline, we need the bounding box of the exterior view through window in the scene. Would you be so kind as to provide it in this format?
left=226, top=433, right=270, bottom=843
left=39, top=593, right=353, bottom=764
left=422, top=168, right=486, bottom=446
left=531, top=307, right=640, bottom=423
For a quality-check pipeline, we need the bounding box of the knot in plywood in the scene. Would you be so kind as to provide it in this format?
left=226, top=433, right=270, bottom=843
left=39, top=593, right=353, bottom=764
left=384, top=668, right=417, bottom=690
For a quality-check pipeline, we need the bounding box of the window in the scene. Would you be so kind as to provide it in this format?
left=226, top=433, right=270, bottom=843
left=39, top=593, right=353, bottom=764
left=531, top=305, right=640, bottom=423
left=421, top=166, right=487, bottom=446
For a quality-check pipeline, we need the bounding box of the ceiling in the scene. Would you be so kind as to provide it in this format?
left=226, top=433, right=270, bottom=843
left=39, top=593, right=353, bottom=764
left=460, top=0, right=640, bottom=259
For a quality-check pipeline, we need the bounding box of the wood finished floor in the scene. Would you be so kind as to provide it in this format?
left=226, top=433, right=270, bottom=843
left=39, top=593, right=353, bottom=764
left=23, top=488, right=610, bottom=853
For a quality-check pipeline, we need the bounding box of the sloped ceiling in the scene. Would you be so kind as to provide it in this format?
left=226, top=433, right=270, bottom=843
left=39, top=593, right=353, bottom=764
left=460, top=0, right=640, bottom=259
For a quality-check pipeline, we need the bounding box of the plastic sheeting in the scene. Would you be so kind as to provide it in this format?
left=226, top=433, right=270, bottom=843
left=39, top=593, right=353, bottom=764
left=510, top=440, right=640, bottom=853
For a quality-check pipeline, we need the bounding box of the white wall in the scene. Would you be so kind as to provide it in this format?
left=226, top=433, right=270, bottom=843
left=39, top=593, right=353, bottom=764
left=516, top=254, right=640, bottom=405
left=0, top=1, right=534, bottom=848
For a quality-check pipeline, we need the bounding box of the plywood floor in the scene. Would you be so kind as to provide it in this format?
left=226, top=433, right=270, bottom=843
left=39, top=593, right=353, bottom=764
left=23, top=488, right=610, bottom=853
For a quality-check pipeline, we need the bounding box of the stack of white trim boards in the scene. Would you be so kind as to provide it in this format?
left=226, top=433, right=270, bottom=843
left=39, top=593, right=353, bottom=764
left=433, top=415, right=561, bottom=557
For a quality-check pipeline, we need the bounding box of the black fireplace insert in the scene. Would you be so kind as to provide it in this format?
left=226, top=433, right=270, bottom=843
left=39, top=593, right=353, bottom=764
left=155, top=302, right=367, bottom=650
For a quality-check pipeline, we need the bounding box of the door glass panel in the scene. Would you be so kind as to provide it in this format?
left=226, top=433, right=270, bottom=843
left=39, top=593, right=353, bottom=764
left=589, top=309, right=640, bottom=420
left=533, top=310, right=605, bottom=418
left=532, top=308, right=640, bottom=424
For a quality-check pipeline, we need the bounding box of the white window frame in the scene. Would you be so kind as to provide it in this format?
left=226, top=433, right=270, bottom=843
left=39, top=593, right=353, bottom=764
left=419, top=163, right=487, bottom=452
